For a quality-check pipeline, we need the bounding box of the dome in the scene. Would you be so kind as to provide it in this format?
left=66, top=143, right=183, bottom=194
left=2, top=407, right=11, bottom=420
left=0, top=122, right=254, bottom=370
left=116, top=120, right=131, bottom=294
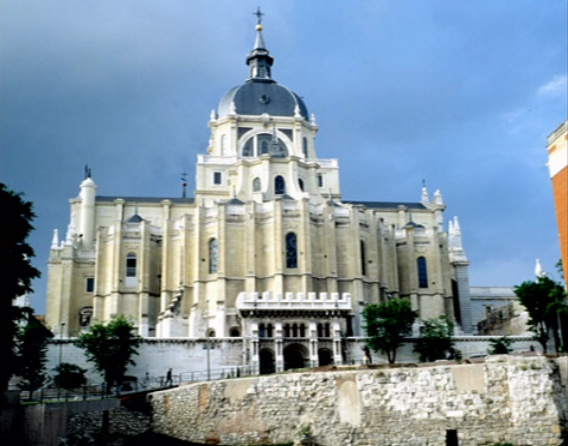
left=217, top=17, right=309, bottom=120
left=218, top=82, right=308, bottom=119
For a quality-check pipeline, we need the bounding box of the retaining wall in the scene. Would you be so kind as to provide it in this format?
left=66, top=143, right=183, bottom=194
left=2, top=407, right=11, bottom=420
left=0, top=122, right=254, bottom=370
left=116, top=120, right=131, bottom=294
left=149, top=355, right=568, bottom=446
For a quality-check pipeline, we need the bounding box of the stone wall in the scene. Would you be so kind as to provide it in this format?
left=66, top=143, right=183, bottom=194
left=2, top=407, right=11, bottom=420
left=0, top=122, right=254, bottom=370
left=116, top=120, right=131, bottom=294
left=149, top=356, right=568, bottom=446
left=45, top=336, right=539, bottom=385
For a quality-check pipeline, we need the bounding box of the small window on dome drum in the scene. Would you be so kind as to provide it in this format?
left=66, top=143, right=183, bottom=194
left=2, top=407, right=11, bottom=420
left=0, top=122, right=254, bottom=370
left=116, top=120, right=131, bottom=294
left=242, top=139, right=254, bottom=157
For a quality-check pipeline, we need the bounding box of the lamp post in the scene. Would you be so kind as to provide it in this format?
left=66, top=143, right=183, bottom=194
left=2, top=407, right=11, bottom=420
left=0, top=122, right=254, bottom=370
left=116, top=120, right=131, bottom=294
left=59, top=322, right=65, bottom=367
left=206, top=330, right=211, bottom=381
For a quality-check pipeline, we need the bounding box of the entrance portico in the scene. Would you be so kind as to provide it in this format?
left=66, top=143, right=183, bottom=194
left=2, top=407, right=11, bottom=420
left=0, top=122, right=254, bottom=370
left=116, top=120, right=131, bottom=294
left=237, top=291, right=353, bottom=374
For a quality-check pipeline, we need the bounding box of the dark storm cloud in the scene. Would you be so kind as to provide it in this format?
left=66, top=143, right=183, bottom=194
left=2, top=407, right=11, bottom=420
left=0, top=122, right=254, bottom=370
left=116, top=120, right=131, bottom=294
left=1, top=0, right=566, bottom=314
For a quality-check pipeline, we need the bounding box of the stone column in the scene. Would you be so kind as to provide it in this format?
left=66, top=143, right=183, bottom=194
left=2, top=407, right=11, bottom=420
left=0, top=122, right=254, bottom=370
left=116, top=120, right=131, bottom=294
left=332, top=318, right=343, bottom=366
left=309, top=320, right=318, bottom=367
left=250, top=321, right=260, bottom=375
left=275, top=321, right=284, bottom=372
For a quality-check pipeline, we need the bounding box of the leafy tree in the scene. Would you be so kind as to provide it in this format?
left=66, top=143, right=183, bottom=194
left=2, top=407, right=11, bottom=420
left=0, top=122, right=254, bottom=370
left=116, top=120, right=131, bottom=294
left=487, top=336, right=512, bottom=355
left=15, top=313, right=53, bottom=397
left=556, top=258, right=565, bottom=283
left=0, top=183, right=41, bottom=401
left=514, top=275, right=567, bottom=354
left=362, top=298, right=417, bottom=364
left=53, top=363, right=87, bottom=390
left=414, top=316, right=455, bottom=362
left=75, top=316, right=142, bottom=391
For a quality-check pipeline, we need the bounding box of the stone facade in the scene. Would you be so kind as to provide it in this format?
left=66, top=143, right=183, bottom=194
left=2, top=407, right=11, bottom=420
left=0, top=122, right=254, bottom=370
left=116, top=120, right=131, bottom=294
left=149, top=356, right=568, bottom=446
left=45, top=17, right=474, bottom=374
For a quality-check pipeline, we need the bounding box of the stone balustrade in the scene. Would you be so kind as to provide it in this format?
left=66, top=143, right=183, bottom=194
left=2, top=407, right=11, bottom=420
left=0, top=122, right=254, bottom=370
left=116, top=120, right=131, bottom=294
left=236, top=291, right=352, bottom=312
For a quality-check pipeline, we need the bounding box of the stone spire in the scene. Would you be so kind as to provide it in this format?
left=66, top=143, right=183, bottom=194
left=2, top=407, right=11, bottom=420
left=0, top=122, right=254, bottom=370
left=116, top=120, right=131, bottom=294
left=65, top=214, right=76, bottom=246
left=433, top=189, right=444, bottom=205
left=51, top=229, right=60, bottom=249
left=535, top=259, right=546, bottom=278
left=421, top=180, right=429, bottom=205
left=449, top=216, right=468, bottom=263
left=247, top=8, right=275, bottom=82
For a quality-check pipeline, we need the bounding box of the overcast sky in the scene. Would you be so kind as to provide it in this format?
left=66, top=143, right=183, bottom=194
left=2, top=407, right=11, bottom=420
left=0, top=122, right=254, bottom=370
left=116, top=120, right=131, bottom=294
left=2, top=1, right=567, bottom=315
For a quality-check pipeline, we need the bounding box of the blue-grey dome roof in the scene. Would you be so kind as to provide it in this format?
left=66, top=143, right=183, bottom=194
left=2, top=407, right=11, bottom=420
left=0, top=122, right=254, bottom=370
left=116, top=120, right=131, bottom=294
left=217, top=19, right=309, bottom=120
left=218, top=81, right=308, bottom=119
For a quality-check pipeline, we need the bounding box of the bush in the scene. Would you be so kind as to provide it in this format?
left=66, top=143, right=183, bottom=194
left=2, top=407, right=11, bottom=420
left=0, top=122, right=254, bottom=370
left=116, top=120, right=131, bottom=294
left=488, top=337, right=512, bottom=355
left=53, top=362, right=87, bottom=390
left=413, top=316, right=455, bottom=362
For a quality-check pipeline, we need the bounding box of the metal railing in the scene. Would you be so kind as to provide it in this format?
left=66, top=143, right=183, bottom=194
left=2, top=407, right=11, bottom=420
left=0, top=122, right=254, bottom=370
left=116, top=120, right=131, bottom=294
left=14, top=364, right=258, bottom=404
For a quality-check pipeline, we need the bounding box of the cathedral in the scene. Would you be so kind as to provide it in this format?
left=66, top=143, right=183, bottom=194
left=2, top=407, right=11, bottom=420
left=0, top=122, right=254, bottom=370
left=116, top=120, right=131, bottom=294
left=46, top=15, right=472, bottom=373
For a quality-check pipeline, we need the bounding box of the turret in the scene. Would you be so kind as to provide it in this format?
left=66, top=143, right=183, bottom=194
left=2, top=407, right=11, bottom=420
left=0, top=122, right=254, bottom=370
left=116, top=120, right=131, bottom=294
left=79, top=169, right=97, bottom=249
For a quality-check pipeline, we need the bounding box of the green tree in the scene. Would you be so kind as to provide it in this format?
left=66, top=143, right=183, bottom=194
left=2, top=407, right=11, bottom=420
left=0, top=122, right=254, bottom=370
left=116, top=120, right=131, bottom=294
left=53, top=363, right=87, bottom=390
left=514, top=275, right=567, bottom=354
left=75, top=316, right=142, bottom=391
left=414, top=316, right=455, bottom=362
left=0, top=183, right=41, bottom=402
left=556, top=259, right=565, bottom=283
left=487, top=336, right=512, bottom=355
left=15, top=313, right=53, bottom=398
left=362, top=298, right=417, bottom=364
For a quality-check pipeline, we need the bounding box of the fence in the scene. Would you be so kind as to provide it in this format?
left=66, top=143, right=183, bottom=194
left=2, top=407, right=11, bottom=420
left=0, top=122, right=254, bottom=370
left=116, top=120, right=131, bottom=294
left=14, top=364, right=257, bottom=404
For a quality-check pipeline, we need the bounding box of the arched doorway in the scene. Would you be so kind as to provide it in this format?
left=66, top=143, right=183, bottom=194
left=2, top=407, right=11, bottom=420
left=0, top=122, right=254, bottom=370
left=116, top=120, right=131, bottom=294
left=318, top=348, right=333, bottom=367
left=283, top=343, right=308, bottom=371
left=259, top=348, right=275, bottom=375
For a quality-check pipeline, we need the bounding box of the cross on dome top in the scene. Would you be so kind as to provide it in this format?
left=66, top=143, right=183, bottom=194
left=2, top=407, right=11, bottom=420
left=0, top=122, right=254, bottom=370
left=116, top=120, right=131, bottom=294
left=253, top=7, right=264, bottom=28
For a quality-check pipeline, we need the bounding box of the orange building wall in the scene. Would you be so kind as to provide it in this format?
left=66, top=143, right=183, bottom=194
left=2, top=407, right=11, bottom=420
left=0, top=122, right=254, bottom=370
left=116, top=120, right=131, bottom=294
left=547, top=120, right=568, bottom=290
left=551, top=165, right=568, bottom=286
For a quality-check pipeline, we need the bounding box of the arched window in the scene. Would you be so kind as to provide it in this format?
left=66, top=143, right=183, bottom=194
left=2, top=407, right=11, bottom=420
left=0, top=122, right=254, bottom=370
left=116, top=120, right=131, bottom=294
left=126, top=253, right=137, bottom=277
left=292, top=323, right=298, bottom=338
left=229, top=327, right=240, bottom=337
left=253, top=177, right=261, bottom=192
left=259, top=323, right=266, bottom=338
left=298, top=178, right=304, bottom=191
left=267, top=324, right=273, bottom=338
left=242, top=139, right=254, bottom=157
left=286, top=232, right=298, bottom=268
left=417, top=256, right=428, bottom=288
left=360, top=240, right=367, bottom=276
left=242, top=133, right=288, bottom=158
left=209, top=238, right=218, bottom=273
left=302, top=138, right=308, bottom=158
left=275, top=175, right=286, bottom=195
